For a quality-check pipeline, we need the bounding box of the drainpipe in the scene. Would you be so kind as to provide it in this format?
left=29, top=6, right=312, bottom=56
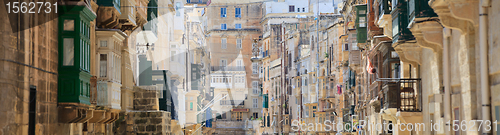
left=479, top=0, right=492, bottom=134
left=443, top=28, right=451, bottom=135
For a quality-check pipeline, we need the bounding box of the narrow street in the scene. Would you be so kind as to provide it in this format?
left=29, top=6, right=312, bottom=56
left=0, top=0, right=499, bottom=135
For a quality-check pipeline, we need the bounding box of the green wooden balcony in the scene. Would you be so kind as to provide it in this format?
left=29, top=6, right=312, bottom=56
left=355, top=4, right=367, bottom=44
left=58, top=5, right=96, bottom=105
left=391, top=0, right=414, bottom=43
left=97, top=0, right=121, bottom=13
left=408, top=0, right=437, bottom=23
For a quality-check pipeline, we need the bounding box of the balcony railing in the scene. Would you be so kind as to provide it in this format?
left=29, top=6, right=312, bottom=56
left=382, top=78, right=422, bottom=112
left=220, top=100, right=245, bottom=106
left=211, top=66, right=245, bottom=71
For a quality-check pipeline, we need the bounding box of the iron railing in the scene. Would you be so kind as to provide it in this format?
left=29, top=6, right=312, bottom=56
left=382, top=78, right=422, bottom=112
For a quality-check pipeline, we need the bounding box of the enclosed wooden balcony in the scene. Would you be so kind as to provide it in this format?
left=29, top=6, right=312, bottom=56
left=407, top=0, right=437, bottom=23
left=382, top=78, right=422, bottom=112
left=391, top=0, right=414, bottom=43
left=119, top=0, right=138, bottom=31
left=373, top=0, right=392, bottom=38
left=135, top=0, right=149, bottom=27
left=96, top=0, right=121, bottom=28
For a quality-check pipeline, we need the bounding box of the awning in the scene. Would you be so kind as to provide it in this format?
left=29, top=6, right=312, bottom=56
left=231, top=109, right=249, bottom=112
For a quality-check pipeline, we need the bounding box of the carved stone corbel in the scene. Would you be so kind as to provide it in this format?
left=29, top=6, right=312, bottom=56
left=430, top=0, right=478, bottom=34
left=410, top=21, right=443, bottom=53
left=394, top=43, right=422, bottom=67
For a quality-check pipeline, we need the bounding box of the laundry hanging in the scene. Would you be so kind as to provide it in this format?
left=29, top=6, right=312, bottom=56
left=337, top=84, right=342, bottom=95
left=367, top=57, right=376, bottom=74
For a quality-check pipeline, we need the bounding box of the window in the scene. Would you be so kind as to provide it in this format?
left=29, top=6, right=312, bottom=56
left=235, top=24, right=242, bottom=29
left=175, top=2, right=181, bottom=16
left=221, top=113, right=226, bottom=119
left=236, top=112, right=243, bottom=121
left=190, top=102, right=193, bottom=110
left=253, top=112, right=258, bottom=119
left=359, top=17, right=366, bottom=27
left=297, top=8, right=300, bottom=12
left=252, top=81, right=259, bottom=94
left=393, top=16, right=399, bottom=37
left=253, top=98, right=258, bottom=108
left=63, top=38, right=74, bottom=66
left=391, top=51, right=399, bottom=58
left=359, top=10, right=366, bottom=14
left=100, top=40, right=107, bottom=47
left=352, top=43, right=359, bottom=50
left=252, top=63, right=258, bottom=74
left=302, top=8, right=305, bottom=12
left=237, top=38, right=242, bottom=49
left=99, top=54, right=107, bottom=77
left=235, top=8, right=241, bottom=17
left=221, top=38, right=227, bottom=49
left=63, top=20, right=74, bottom=31
left=289, top=5, right=295, bottom=12
left=391, top=62, right=400, bottom=78
left=305, top=106, right=309, bottom=117
left=237, top=60, right=243, bottom=67
left=220, top=8, right=226, bottom=17
left=220, top=59, right=227, bottom=68
left=170, top=51, right=176, bottom=61
left=221, top=24, right=227, bottom=30
left=152, top=75, right=163, bottom=81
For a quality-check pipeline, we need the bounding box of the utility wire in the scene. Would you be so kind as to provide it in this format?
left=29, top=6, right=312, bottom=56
left=121, top=0, right=275, bottom=9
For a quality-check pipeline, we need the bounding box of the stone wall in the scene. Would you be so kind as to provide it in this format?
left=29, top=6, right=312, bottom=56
left=133, top=86, right=160, bottom=111
left=212, top=121, right=246, bottom=135
left=127, top=111, right=171, bottom=135
left=122, top=86, right=171, bottom=135
left=0, top=0, right=60, bottom=134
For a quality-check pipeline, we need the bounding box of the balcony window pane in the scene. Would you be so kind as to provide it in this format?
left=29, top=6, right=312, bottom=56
left=359, top=17, right=366, bottom=27
left=171, top=51, right=177, bottom=61
left=99, top=54, right=107, bottom=77
left=392, top=17, right=399, bottom=37
left=64, top=20, right=74, bottom=31
left=100, top=40, right=107, bottom=47
left=359, top=10, right=366, bottom=14
left=175, top=2, right=181, bottom=16
left=63, top=38, right=74, bottom=66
